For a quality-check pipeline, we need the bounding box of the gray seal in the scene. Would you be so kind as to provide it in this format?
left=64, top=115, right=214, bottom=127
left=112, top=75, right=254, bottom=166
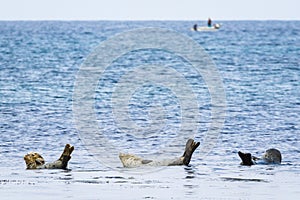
left=238, top=148, right=282, bottom=166
left=119, top=139, right=200, bottom=168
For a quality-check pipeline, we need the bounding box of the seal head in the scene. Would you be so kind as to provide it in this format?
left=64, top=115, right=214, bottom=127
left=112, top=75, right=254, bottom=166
left=262, top=148, right=282, bottom=164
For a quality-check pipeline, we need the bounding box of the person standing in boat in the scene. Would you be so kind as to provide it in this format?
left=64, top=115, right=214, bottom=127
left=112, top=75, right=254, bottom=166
left=208, top=18, right=212, bottom=27
left=193, top=24, right=198, bottom=31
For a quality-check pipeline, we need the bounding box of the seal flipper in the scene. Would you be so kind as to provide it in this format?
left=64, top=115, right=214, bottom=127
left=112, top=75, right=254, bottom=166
left=142, top=159, right=153, bottom=164
left=238, top=151, right=255, bottom=166
left=182, top=139, right=200, bottom=166
left=55, top=144, right=74, bottom=169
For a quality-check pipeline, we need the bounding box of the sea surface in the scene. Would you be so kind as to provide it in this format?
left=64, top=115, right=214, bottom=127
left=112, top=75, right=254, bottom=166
left=0, top=21, right=299, bottom=199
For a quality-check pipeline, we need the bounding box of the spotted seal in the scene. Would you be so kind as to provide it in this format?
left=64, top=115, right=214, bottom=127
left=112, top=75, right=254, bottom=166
left=24, top=144, right=74, bottom=169
left=238, top=148, right=282, bottom=166
left=119, top=139, right=200, bottom=168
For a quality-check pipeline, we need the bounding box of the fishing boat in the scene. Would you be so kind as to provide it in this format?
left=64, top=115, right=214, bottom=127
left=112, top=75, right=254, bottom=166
left=191, top=23, right=221, bottom=32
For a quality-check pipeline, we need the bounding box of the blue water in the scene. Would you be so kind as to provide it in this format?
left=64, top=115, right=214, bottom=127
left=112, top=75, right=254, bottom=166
left=0, top=21, right=300, bottom=199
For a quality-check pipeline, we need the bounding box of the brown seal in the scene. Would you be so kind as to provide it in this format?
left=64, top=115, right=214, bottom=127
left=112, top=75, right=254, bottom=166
left=24, top=144, right=74, bottom=169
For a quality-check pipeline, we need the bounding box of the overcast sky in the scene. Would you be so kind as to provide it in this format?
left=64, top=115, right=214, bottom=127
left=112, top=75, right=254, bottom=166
left=0, top=0, right=299, bottom=20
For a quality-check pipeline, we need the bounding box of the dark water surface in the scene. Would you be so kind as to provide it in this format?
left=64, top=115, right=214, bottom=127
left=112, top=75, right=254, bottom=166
left=0, top=21, right=300, bottom=199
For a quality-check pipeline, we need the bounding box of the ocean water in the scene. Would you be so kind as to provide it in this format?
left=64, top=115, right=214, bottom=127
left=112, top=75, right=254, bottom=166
left=0, top=21, right=300, bottom=199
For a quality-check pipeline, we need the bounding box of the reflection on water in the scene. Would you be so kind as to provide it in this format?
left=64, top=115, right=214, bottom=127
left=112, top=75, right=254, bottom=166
left=221, top=177, right=269, bottom=183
